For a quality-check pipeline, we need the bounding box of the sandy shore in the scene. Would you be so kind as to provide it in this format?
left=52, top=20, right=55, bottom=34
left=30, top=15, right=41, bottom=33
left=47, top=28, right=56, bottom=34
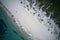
left=0, top=2, right=32, bottom=40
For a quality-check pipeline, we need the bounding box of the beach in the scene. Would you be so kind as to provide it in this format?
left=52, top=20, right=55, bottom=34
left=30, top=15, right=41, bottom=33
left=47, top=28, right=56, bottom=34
left=0, top=0, right=60, bottom=40
left=0, top=2, right=31, bottom=40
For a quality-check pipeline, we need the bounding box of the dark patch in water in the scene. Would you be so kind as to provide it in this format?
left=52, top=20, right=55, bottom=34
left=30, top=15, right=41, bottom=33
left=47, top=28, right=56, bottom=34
left=0, top=36, right=2, bottom=40
left=0, top=19, right=7, bottom=35
left=13, top=30, right=18, bottom=35
left=21, top=37, right=24, bottom=40
left=0, top=19, right=7, bottom=40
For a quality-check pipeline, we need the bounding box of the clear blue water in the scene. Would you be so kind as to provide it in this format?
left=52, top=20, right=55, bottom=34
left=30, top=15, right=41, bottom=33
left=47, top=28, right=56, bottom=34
left=0, top=7, right=26, bottom=40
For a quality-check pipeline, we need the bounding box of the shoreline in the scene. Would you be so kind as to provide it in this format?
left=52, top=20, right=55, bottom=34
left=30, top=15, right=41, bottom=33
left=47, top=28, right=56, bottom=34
left=0, top=0, right=59, bottom=40
left=0, top=2, right=31, bottom=40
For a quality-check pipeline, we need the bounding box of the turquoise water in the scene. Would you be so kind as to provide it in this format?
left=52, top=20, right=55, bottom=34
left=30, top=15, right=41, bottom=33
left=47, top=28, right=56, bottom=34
left=0, top=7, right=26, bottom=40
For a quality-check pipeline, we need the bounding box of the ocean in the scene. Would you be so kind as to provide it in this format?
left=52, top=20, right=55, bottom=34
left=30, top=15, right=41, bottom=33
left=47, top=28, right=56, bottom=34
left=0, top=6, right=26, bottom=40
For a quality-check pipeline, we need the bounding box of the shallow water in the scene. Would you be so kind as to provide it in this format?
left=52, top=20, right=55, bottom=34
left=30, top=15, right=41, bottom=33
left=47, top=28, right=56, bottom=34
left=0, top=7, right=26, bottom=40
